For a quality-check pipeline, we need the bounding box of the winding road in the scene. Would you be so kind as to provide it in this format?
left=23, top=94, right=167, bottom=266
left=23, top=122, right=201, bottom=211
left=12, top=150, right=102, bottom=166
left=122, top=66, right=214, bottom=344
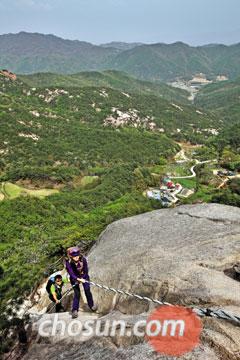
left=170, top=156, right=217, bottom=180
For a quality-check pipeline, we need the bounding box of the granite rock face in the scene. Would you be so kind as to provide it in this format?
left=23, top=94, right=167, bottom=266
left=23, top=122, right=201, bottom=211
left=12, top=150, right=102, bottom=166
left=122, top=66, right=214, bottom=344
left=89, top=204, right=240, bottom=314
left=24, top=204, right=240, bottom=360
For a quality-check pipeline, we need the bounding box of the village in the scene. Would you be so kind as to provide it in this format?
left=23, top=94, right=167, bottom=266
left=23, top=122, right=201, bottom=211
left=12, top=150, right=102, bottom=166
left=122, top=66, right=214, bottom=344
left=145, top=144, right=240, bottom=207
left=146, top=177, right=194, bottom=207
left=169, top=72, right=229, bottom=101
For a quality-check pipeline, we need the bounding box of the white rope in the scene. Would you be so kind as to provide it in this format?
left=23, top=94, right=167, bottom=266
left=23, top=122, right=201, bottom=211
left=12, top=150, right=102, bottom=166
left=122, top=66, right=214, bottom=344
left=30, top=278, right=240, bottom=326
left=85, top=279, right=240, bottom=325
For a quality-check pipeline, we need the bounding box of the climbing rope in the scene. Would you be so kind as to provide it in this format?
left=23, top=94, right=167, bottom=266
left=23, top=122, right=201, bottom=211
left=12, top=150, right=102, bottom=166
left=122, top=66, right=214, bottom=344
left=84, top=279, right=240, bottom=326
left=5, top=281, right=240, bottom=360
left=47, top=278, right=240, bottom=326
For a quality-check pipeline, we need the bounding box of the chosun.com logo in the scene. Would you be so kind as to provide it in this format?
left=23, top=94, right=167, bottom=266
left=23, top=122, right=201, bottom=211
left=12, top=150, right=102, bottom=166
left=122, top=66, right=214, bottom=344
left=38, top=305, right=202, bottom=357
left=146, top=305, right=202, bottom=357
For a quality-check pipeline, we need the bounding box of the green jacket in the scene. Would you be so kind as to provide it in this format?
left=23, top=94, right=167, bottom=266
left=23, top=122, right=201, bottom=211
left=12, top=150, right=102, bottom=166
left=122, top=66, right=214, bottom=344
left=50, top=277, right=68, bottom=297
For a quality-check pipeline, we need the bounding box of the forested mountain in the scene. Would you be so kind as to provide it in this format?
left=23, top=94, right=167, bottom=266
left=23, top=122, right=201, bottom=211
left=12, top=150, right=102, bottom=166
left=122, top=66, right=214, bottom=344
left=1, top=32, right=240, bottom=81
left=195, top=77, right=240, bottom=124
left=19, top=70, right=190, bottom=104
left=0, top=71, right=218, bottom=179
left=100, top=42, right=143, bottom=51
left=0, top=32, right=118, bottom=74
left=108, top=42, right=240, bottom=81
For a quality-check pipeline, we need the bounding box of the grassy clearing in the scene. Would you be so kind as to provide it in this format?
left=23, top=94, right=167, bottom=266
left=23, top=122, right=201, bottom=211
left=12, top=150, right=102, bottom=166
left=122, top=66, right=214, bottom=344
left=184, top=185, right=215, bottom=203
left=164, top=162, right=194, bottom=177
left=24, top=188, right=59, bottom=198
left=3, top=182, right=22, bottom=198
left=177, top=178, right=196, bottom=189
left=0, top=243, right=10, bottom=251
left=149, top=163, right=193, bottom=177
left=149, top=165, right=166, bottom=175
left=73, top=175, right=100, bottom=188
left=1, top=182, right=59, bottom=200
left=80, top=176, right=99, bottom=187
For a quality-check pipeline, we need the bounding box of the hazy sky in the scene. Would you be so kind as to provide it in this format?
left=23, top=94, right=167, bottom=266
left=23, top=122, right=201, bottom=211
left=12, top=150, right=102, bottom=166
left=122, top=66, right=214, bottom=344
left=0, top=0, right=239, bottom=45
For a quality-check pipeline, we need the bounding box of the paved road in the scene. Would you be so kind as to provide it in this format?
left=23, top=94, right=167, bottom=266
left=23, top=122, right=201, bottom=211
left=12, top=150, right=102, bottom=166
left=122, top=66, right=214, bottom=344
left=170, top=159, right=217, bottom=180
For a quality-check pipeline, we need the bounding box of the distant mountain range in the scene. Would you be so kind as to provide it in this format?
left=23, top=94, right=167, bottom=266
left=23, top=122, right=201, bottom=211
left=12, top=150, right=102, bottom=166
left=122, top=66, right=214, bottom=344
left=100, top=42, right=143, bottom=51
left=1, top=32, right=240, bottom=82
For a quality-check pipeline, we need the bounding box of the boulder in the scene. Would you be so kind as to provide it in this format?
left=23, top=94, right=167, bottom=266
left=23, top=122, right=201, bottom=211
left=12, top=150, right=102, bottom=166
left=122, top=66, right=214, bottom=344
left=24, top=204, right=240, bottom=359
left=89, top=203, right=240, bottom=315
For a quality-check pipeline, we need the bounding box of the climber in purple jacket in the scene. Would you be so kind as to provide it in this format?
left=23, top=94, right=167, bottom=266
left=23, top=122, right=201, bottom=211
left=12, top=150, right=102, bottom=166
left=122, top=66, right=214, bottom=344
left=66, top=247, right=97, bottom=318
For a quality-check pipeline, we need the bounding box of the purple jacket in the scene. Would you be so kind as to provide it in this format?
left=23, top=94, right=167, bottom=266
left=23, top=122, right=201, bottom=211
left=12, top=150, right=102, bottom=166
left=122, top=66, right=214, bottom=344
left=65, top=256, right=90, bottom=283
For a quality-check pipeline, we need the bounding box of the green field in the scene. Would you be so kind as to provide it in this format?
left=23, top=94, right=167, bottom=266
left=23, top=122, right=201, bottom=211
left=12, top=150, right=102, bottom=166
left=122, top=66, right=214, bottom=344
left=73, top=175, right=100, bottom=188
left=150, top=162, right=194, bottom=178
left=0, top=182, right=59, bottom=200
left=177, top=178, right=196, bottom=189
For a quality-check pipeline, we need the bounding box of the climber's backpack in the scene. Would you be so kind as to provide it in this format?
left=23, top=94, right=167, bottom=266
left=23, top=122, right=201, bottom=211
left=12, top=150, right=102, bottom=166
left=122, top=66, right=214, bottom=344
left=46, top=277, right=55, bottom=294
left=46, top=272, right=62, bottom=294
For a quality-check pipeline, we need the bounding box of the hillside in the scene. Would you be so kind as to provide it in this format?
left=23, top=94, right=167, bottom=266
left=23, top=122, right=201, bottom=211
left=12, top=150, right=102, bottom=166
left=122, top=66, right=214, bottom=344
left=0, top=72, right=219, bottom=163
left=109, top=42, right=240, bottom=81
left=19, top=70, right=190, bottom=104
left=1, top=76, right=183, bottom=180
left=195, top=77, right=240, bottom=124
left=1, top=32, right=240, bottom=81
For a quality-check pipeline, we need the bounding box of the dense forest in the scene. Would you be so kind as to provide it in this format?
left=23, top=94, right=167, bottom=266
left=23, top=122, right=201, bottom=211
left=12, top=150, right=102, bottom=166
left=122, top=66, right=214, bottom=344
left=211, top=123, right=240, bottom=206
left=19, top=70, right=190, bottom=104
left=195, top=77, right=240, bottom=125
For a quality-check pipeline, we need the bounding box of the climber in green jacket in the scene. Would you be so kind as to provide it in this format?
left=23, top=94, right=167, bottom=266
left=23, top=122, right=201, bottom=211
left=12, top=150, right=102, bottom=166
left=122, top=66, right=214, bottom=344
left=46, top=274, right=68, bottom=312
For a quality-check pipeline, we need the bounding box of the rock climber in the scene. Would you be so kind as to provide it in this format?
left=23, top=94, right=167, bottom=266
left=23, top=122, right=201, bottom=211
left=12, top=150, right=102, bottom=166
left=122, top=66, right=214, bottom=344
left=46, top=273, right=68, bottom=312
left=65, top=247, right=97, bottom=318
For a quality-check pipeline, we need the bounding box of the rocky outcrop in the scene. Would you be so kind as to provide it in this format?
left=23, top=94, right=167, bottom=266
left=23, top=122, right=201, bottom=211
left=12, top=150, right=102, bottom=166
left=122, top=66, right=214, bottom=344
left=0, top=69, right=17, bottom=80
left=24, top=204, right=240, bottom=359
left=88, top=203, right=240, bottom=314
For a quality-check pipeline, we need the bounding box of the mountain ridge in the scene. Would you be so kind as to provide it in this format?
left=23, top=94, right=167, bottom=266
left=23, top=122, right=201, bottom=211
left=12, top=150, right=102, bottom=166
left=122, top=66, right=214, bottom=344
left=1, top=32, right=240, bottom=81
left=18, top=70, right=190, bottom=104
